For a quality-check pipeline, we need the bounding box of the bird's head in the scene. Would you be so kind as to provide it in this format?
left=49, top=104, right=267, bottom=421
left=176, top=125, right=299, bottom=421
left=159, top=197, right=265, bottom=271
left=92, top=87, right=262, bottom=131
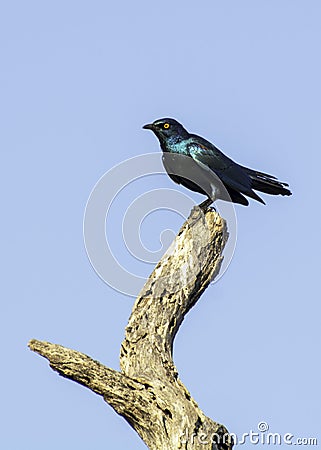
left=143, top=118, right=189, bottom=146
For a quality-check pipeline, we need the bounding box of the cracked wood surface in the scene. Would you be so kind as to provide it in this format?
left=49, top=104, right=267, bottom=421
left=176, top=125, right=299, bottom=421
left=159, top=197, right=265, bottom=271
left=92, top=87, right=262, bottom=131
left=29, top=206, right=233, bottom=450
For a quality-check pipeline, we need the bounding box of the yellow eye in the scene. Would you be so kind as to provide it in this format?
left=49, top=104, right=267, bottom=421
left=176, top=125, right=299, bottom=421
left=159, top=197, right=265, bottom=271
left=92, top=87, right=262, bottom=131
left=163, top=123, right=170, bottom=129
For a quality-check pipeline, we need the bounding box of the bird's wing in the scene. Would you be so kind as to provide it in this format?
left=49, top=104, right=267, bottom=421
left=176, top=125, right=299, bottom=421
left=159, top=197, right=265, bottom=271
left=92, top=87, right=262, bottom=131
left=187, top=139, right=265, bottom=204
left=187, top=135, right=235, bottom=170
left=162, top=152, right=212, bottom=196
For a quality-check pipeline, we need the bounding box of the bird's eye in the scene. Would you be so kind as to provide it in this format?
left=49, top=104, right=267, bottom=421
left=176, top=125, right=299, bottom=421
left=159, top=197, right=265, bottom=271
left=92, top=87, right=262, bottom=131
left=163, top=123, right=170, bottom=129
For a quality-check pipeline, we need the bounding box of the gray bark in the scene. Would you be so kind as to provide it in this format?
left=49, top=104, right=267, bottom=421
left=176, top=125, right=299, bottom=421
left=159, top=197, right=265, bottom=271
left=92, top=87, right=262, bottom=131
left=29, top=206, right=233, bottom=450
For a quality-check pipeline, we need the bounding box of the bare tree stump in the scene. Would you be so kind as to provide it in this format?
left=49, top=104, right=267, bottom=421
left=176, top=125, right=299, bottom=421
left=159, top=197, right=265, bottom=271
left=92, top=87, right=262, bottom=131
left=29, top=206, right=233, bottom=450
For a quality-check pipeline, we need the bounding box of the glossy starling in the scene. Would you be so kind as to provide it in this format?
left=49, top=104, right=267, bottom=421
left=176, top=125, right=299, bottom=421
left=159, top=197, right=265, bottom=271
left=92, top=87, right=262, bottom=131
left=143, top=118, right=291, bottom=207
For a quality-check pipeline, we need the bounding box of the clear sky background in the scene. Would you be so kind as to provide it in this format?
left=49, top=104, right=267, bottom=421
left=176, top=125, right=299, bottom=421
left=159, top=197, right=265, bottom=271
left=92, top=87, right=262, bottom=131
left=1, top=1, right=320, bottom=449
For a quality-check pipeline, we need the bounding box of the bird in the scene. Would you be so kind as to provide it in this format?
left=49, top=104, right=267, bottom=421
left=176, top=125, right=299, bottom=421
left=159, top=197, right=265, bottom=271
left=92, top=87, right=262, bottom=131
left=143, top=118, right=292, bottom=208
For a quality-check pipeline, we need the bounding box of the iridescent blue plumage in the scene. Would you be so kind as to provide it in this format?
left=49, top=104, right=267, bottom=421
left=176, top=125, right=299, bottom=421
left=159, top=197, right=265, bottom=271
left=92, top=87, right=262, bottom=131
left=143, top=118, right=292, bottom=207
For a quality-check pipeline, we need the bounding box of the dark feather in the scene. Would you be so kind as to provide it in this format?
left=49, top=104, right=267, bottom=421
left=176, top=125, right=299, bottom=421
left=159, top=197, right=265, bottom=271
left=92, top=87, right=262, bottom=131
left=244, top=168, right=292, bottom=196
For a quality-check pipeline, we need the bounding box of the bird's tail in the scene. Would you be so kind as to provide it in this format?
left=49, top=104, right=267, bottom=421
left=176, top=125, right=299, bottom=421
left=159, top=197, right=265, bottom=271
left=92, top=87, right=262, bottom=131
left=243, top=167, right=292, bottom=197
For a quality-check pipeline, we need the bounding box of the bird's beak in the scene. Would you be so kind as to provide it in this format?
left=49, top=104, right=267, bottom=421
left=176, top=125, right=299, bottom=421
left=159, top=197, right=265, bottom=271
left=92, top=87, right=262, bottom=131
left=143, top=123, right=154, bottom=130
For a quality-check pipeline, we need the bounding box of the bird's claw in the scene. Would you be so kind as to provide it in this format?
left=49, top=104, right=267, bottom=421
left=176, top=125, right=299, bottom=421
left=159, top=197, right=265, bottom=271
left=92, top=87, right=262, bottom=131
left=198, top=198, right=215, bottom=212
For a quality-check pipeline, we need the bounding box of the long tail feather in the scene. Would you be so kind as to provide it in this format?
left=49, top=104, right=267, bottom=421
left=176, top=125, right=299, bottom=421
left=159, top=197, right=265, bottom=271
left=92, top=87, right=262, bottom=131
left=244, top=168, right=292, bottom=197
left=225, top=186, right=250, bottom=206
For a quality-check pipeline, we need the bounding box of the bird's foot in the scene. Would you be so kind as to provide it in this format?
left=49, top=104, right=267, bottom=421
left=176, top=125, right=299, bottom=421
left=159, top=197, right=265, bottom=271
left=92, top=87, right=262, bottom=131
left=198, top=198, right=215, bottom=212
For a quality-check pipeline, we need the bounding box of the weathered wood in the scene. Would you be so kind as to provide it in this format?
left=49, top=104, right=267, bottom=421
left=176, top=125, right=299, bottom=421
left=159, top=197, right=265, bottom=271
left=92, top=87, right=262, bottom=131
left=29, top=207, right=233, bottom=450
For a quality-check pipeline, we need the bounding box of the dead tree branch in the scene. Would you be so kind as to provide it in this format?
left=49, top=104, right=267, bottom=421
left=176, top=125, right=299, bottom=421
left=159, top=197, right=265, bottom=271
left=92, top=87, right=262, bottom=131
left=29, top=207, right=233, bottom=450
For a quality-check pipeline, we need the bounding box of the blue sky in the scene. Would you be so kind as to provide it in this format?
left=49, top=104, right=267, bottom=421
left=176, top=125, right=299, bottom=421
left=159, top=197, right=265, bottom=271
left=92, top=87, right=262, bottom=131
left=1, top=1, right=320, bottom=448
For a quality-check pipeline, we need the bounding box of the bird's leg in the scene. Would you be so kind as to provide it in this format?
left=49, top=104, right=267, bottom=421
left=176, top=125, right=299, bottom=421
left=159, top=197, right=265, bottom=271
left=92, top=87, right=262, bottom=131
left=198, top=198, right=215, bottom=211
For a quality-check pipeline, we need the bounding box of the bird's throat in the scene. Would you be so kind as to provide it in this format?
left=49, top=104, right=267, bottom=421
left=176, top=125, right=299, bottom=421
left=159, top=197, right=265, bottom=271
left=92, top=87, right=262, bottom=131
left=160, top=135, right=188, bottom=154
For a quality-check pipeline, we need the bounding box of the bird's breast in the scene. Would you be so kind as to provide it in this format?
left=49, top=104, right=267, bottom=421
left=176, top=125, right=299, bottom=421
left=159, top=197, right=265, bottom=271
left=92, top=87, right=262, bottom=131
left=164, top=140, right=189, bottom=156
